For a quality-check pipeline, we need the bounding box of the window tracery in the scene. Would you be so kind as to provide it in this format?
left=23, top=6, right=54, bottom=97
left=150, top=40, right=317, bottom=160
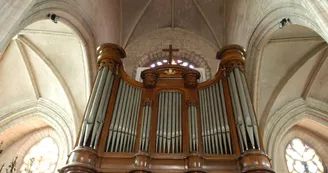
left=20, top=137, right=59, bottom=173
left=285, top=138, right=324, bottom=173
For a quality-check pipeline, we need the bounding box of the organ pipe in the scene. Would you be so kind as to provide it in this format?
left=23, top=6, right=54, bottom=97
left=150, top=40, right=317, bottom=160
left=78, top=65, right=115, bottom=149
left=106, top=81, right=141, bottom=152
left=139, top=102, right=152, bottom=152
left=188, top=103, right=198, bottom=152
left=156, top=92, right=182, bottom=153
left=199, top=81, right=233, bottom=154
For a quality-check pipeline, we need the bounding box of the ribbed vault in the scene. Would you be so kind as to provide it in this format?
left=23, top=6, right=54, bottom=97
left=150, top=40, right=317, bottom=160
left=0, top=20, right=89, bottom=165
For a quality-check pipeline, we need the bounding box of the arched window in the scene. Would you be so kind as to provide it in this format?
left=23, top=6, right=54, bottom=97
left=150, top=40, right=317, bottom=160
left=20, top=137, right=59, bottom=173
left=136, top=58, right=206, bottom=82
left=149, top=58, right=195, bottom=69
left=285, top=138, right=324, bottom=173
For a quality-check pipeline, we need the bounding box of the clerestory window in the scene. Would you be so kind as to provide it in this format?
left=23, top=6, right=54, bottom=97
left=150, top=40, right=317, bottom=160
left=285, top=138, right=324, bottom=173
left=20, top=137, right=59, bottom=173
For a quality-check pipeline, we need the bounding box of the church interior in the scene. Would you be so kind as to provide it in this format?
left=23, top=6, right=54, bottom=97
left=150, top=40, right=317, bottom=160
left=0, top=0, right=328, bottom=172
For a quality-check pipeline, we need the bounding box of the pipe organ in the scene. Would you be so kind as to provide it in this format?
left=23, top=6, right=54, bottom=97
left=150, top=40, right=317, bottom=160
left=61, top=44, right=274, bottom=173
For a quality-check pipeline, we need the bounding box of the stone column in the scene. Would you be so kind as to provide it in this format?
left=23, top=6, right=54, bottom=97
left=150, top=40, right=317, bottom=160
left=61, top=43, right=125, bottom=173
left=217, top=45, right=274, bottom=173
left=78, top=0, right=121, bottom=45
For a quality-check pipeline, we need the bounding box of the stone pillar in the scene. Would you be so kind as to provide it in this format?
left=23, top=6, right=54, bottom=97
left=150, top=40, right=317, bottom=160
left=61, top=43, right=125, bottom=173
left=78, top=0, right=121, bottom=45
left=217, top=45, right=274, bottom=173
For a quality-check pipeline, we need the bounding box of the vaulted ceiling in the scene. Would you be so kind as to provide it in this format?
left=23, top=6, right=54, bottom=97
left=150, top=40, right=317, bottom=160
left=121, top=0, right=224, bottom=48
left=0, top=1, right=328, bottom=169
left=258, top=24, right=328, bottom=143
left=0, top=20, right=89, bottom=149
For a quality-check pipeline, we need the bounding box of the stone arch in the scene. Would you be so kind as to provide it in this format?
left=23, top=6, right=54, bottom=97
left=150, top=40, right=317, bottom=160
left=272, top=126, right=328, bottom=172
left=1, top=0, right=97, bottom=88
left=133, top=48, right=212, bottom=80
left=244, top=4, right=326, bottom=132
left=0, top=99, right=75, bottom=152
left=245, top=4, right=323, bottom=105
left=124, top=27, right=219, bottom=78
left=0, top=1, right=98, bottom=131
left=263, top=98, right=328, bottom=166
left=14, top=128, right=66, bottom=172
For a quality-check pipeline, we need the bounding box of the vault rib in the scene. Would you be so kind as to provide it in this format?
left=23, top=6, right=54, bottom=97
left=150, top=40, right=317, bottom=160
left=193, top=0, right=221, bottom=48
left=122, top=0, right=152, bottom=48
left=302, top=47, right=328, bottom=98
left=16, top=35, right=81, bottom=129
left=15, top=39, right=41, bottom=100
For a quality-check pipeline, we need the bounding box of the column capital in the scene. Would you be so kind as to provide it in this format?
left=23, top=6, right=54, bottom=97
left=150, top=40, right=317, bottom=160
left=97, top=43, right=126, bottom=65
left=216, top=44, right=246, bottom=66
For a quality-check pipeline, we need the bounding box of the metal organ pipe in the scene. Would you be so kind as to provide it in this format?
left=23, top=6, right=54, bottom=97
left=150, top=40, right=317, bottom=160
left=163, top=92, right=168, bottom=152
left=178, top=94, right=182, bottom=153
left=78, top=66, right=102, bottom=146
left=139, top=106, right=147, bottom=151
left=157, top=93, right=164, bottom=153
left=240, top=69, right=260, bottom=149
left=188, top=106, right=192, bottom=151
left=219, top=80, right=232, bottom=154
left=106, top=80, right=142, bottom=152
left=188, top=104, right=198, bottom=152
left=167, top=92, right=172, bottom=153
left=212, top=84, right=220, bottom=154
left=228, top=73, right=248, bottom=152
left=172, top=93, right=176, bottom=153
left=124, top=88, right=135, bottom=152
left=106, top=80, right=123, bottom=151
left=84, top=67, right=108, bottom=146
left=79, top=66, right=116, bottom=149
left=131, top=89, right=141, bottom=152
left=199, top=80, right=233, bottom=155
left=91, top=68, right=114, bottom=148
left=199, top=90, right=208, bottom=153
left=213, top=83, right=224, bottom=154
left=113, top=82, right=129, bottom=152
left=119, top=86, right=134, bottom=152
left=139, top=102, right=152, bottom=152
left=234, top=68, right=255, bottom=149
left=193, top=106, right=199, bottom=152
left=226, top=67, right=261, bottom=151
left=156, top=92, right=182, bottom=153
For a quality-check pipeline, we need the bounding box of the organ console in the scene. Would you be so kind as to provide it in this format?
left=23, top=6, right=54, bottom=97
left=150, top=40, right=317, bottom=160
left=61, top=43, right=274, bottom=173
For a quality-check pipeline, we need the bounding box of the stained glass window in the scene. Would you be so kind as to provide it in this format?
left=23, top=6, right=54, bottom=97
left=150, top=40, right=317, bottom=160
left=20, top=137, right=59, bottom=173
left=285, top=138, right=324, bottom=173
left=149, top=58, right=195, bottom=69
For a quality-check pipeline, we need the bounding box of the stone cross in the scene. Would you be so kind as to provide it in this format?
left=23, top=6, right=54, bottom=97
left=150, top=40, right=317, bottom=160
left=162, top=45, right=179, bottom=65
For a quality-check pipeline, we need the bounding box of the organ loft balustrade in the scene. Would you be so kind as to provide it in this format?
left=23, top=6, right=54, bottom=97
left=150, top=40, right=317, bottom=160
left=60, top=43, right=274, bottom=173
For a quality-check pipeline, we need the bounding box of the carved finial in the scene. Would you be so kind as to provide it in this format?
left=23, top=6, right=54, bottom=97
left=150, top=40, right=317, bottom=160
left=216, top=44, right=246, bottom=66
left=97, top=43, right=126, bottom=65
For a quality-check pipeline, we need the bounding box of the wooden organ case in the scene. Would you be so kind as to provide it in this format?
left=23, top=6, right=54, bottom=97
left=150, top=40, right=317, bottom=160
left=61, top=44, right=274, bottom=173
